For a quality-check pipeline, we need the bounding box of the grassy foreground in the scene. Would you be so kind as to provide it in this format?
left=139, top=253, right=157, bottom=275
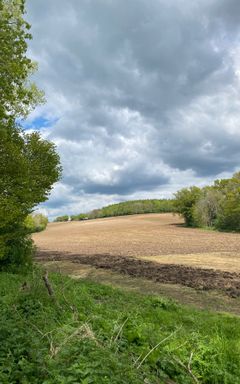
left=0, top=269, right=240, bottom=383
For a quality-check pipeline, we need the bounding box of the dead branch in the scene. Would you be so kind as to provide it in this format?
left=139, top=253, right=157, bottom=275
left=50, top=323, right=99, bottom=358
left=42, top=270, right=54, bottom=296
left=173, top=352, right=199, bottom=384
left=113, top=317, right=128, bottom=343
left=136, top=327, right=181, bottom=369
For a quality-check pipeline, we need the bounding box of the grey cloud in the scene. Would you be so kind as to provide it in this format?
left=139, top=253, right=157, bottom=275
left=25, top=0, right=240, bottom=214
left=28, top=0, right=235, bottom=114
left=211, top=0, right=240, bottom=27
left=71, top=166, right=169, bottom=195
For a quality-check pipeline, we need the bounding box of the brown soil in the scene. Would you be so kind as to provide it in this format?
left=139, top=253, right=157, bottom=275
left=34, top=213, right=240, bottom=298
left=37, top=250, right=240, bottom=298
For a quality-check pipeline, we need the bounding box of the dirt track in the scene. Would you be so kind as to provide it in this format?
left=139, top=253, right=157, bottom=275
left=34, top=213, right=240, bottom=296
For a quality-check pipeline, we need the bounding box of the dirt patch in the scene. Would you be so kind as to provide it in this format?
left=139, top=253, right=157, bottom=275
left=36, top=250, right=240, bottom=298
left=42, top=261, right=240, bottom=315
left=33, top=214, right=240, bottom=273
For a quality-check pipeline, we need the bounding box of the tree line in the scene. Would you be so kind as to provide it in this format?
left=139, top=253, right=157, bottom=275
left=54, top=199, right=175, bottom=222
left=174, top=171, right=240, bottom=231
left=55, top=173, right=240, bottom=233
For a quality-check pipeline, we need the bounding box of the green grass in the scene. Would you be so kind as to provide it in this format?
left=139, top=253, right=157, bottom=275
left=0, top=268, right=240, bottom=383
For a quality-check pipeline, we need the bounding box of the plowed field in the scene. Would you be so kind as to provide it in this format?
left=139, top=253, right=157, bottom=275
left=34, top=213, right=240, bottom=297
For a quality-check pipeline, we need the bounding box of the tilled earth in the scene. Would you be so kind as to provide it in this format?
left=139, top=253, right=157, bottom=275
left=33, top=214, right=240, bottom=260
left=37, top=250, right=240, bottom=298
left=34, top=214, right=240, bottom=298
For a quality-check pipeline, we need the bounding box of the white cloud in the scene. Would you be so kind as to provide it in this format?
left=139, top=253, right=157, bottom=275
left=25, top=0, right=240, bottom=218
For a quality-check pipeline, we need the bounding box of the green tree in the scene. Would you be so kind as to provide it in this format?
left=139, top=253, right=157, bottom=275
left=0, top=0, right=61, bottom=269
left=0, top=0, right=44, bottom=122
left=0, top=124, right=61, bottom=267
left=174, top=172, right=240, bottom=231
left=193, top=187, right=222, bottom=228
left=215, top=172, right=240, bottom=231
left=54, top=215, right=69, bottom=222
left=25, top=213, right=48, bottom=233
left=174, top=186, right=202, bottom=226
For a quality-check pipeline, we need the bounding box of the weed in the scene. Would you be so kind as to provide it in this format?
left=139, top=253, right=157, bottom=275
left=0, top=269, right=240, bottom=383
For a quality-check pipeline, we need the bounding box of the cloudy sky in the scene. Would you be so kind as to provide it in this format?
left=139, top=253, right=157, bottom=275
left=25, top=0, right=240, bottom=218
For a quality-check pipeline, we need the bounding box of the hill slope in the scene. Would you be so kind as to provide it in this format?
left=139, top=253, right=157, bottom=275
left=1, top=269, right=240, bottom=383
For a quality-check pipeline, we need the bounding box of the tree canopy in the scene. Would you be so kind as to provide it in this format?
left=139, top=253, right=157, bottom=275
left=174, top=172, right=240, bottom=231
left=0, top=0, right=44, bottom=123
left=0, top=0, right=61, bottom=268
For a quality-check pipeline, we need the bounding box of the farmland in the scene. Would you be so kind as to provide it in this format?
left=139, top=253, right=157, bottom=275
left=34, top=213, right=240, bottom=309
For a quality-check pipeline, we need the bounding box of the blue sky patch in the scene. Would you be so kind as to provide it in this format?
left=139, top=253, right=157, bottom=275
left=21, top=116, right=59, bottom=131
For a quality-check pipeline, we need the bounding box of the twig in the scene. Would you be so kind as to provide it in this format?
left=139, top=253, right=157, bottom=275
left=188, top=351, right=193, bottom=372
left=137, top=327, right=181, bottom=369
left=173, top=352, right=199, bottom=384
left=168, top=340, right=188, bottom=353
left=133, top=352, right=143, bottom=366
left=50, top=325, right=84, bottom=357
left=50, top=322, right=100, bottom=358
left=42, top=270, right=54, bottom=296
left=113, top=317, right=128, bottom=343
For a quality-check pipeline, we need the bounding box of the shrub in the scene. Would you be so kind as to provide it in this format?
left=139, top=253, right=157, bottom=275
left=215, top=191, right=240, bottom=231
left=174, top=187, right=202, bottom=226
left=71, top=213, right=88, bottom=221
left=1, top=270, right=240, bottom=383
left=193, top=188, right=222, bottom=227
left=25, top=214, right=48, bottom=233
left=0, top=224, right=34, bottom=271
left=54, top=215, right=69, bottom=222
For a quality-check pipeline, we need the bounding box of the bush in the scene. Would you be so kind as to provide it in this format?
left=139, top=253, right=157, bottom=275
left=25, top=214, right=48, bottom=233
left=0, top=224, right=34, bottom=272
left=215, top=192, right=240, bottom=231
left=174, top=171, right=240, bottom=232
left=54, top=215, right=69, bottom=222
left=1, top=270, right=240, bottom=383
left=193, top=188, right=222, bottom=227
left=174, top=187, right=202, bottom=226
left=71, top=213, right=88, bottom=221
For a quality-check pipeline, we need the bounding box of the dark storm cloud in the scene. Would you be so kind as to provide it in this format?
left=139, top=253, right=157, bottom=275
left=67, top=164, right=169, bottom=195
left=26, top=0, right=240, bottom=215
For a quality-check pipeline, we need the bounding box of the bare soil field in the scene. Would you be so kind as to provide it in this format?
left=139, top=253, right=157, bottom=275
left=34, top=213, right=240, bottom=300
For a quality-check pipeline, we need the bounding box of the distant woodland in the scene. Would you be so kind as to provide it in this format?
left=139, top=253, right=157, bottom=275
left=54, top=199, right=175, bottom=222
left=55, top=171, right=240, bottom=232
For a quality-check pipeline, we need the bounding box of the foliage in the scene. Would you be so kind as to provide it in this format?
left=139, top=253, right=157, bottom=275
left=54, top=215, right=69, bottom=222
left=174, top=187, right=202, bottom=226
left=0, top=230, right=34, bottom=272
left=174, top=171, right=240, bottom=231
left=0, top=269, right=240, bottom=383
left=0, top=1, right=61, bottom=269
left=193, top=188, right=222, bottom=227
left=0, top=124, right=61, bottom=268
left=25, top=214, right=48, bottom=233
left=93, top=199, right=175, bottom=218
left=59, top=200, right=175, bottom=222
left=214, top=173, right=240, bottom=231
left=71, top=213, right=89, bottom=221
left=0, top=0, right=44, bottom=123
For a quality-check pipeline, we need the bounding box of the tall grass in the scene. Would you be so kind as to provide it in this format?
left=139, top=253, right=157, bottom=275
left=0, top=268, right=240, bottom=383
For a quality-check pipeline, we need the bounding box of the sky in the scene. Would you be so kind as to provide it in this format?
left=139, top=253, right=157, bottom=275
left=25, top=0, right=240, bottom=219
